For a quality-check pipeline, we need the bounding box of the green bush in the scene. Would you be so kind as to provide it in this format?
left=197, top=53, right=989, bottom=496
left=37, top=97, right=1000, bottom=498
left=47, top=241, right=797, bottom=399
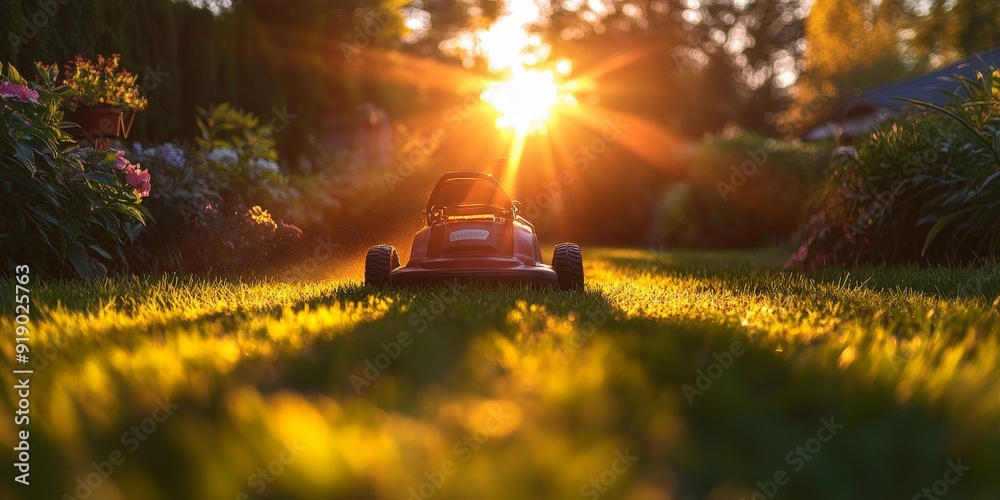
left=787, top=69, right=1000, bottom=268
left=119, top=142, right=216, bottom=271
left=192, top=103, right=288, bottom=207
left=122, top=104, right=301, bottom=273
left=651, top=134, right=829, bottom=249
left=1, top=62, right=150, bottom=278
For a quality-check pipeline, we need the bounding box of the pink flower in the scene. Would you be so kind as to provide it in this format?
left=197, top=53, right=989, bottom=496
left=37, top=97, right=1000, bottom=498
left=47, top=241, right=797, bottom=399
left=0, top=82, right=40, bottom=103
left=783, top=241, right=810, bottom=270
left=126, top=166, right=151, bottom=198
left=113, top=150, right=130, bottom=172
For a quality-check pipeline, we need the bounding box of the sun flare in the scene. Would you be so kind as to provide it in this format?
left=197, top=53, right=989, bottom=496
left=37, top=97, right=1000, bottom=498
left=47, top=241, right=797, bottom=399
left=471, top=0, right=578, bottom=135
left=481, top=70, right=562, bottom=133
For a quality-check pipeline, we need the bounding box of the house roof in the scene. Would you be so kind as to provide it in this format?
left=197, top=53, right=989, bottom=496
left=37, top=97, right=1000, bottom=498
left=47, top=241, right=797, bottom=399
left=803, top=45, right=1000, bottom=141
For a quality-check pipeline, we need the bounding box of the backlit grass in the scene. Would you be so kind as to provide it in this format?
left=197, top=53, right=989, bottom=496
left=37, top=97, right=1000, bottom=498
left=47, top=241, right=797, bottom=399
left=1, top=249, right=999, bottom=499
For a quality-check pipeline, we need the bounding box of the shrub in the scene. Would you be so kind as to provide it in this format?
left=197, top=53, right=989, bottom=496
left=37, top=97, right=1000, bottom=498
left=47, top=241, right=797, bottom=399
left=192, top=103, right=289, bottom=208
left=274, top=125, right=445, bottom=236
left=182, top=205, right=303, bottom=272
left=122, top=104, right=301, bottom=273
left=1, top=62, right=150, bottom=278
left=787, top=69, right=1000, bottom=268
left=650, top=134, right=829, bottom=249
left=121, top=141, right=220, bottom=271
left=280, top=147, right=388, bottom=234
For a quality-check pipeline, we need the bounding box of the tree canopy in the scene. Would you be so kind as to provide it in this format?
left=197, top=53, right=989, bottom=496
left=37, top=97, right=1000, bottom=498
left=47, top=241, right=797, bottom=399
left=3, top=0, right=996, bottom=151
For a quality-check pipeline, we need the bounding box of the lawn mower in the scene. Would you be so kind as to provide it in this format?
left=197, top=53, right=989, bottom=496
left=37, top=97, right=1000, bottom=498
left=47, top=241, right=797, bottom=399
left=364, top=171, right=584, bottom=290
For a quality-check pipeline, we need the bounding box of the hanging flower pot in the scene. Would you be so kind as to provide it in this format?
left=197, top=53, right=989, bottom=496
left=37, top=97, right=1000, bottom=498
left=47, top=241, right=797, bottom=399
left=53, top=54, right=148, bottom=148
left=64, top=105, right=136, bottom=140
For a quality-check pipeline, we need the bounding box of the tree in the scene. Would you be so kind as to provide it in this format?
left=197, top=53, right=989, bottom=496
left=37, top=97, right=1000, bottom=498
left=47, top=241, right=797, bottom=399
left=691, top=0, right=805, bottom=134
left=544, top=0, right=806, bottom=137
left=780, top=0, right=908, bottom=137
left=909, top=0, right=1000, bottom=62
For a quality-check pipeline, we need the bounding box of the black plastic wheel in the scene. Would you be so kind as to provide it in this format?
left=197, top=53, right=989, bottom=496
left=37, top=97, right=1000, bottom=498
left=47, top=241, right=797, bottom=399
left=365, top=245, right=399, bottom=286
left=552, top=242, right=584, bottom=291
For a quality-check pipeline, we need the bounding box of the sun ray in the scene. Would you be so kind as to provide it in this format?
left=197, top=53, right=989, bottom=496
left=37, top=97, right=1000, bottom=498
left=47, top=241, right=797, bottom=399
left=503, top=131, right=528, bottom=190
left=570, top=42, right=673, bottom=84
left=330, top=43, right=488, bottom=96
left=559, top=104, right=697, bottom=173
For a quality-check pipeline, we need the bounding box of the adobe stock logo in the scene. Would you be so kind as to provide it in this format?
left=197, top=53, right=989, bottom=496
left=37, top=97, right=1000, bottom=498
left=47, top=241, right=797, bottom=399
left=340, top=9, right=392, bottom=62
left=716, top=148, right=768, bottom=202
left=406, top=405, right=512, bottom=499
left=62, top=398, right=179, bottom=500
left=681, top=341, right=745, bottom=404
left=350, top=331, right=413, bottom=394
left=911, top=460, right=972, bottom=499
left=579, top=449, right=638, bottom=499
left=235, top=441, right=305, bottom=500
left=742, top=417, right=845, bottom=500
left=519, top=116, right=628, bottom=220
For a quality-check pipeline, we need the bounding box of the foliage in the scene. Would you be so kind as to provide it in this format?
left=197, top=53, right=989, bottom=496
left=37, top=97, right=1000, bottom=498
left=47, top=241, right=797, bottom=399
left=192, top=102, right=287, bottom=208
left=780, top=0, right=909, bottom=137
left=3, top=0, right=406, bottom=153
left=121, top=104, right=301, bottom=273
left=276, top=128, right=435, bottom=235
left=803, top=0, right=907, bottom=87
left=908, top=0, right=1000, bottom=62
left=544, top=0, right=806, bottom=136
left=787, top=69, right=1000, bottom=268
left=0, top=62, right=149, bottom=278
left=4, top=0, right=807, bottom=144
left=282, top=166, right=348, bottom=234
left=3, top=249, right=1000, bottom=499
left=120, top=141, right=218, bottom=271
left=785, top=0, right=1000, bottom=137
left=55, top=53, right=149, bottom=111
left=183, top=204, right=303, bottom=272
left=651, top=134, right=828, bottom=249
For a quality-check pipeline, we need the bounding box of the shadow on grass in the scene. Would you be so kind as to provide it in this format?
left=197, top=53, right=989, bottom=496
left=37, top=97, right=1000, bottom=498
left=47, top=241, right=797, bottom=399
left=5, top=252, right=999, bottom=500
left=253, top=275, right=992, bottom=499
left=176, top=268, right=1000, bottom=498
left=252, top=283, right=618, bottom=408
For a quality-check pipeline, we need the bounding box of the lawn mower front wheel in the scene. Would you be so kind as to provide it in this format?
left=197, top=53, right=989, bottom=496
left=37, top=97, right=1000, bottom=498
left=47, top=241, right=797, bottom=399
left=552, top=242, right=584, bottom=291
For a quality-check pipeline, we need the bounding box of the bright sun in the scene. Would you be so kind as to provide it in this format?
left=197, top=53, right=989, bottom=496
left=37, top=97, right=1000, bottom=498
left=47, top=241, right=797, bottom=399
left=472, top=0, right=577, bottom=135
left=481, top=70, right=561, bottom=134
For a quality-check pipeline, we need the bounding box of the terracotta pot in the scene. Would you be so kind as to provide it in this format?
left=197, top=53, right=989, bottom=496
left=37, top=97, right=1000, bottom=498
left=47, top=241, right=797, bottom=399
left=65, top=105, right=137, bottom=140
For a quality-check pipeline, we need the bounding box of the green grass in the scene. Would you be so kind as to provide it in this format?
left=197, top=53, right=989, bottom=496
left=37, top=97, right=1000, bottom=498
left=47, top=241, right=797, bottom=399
left=2, top=248, right=999, bottom=499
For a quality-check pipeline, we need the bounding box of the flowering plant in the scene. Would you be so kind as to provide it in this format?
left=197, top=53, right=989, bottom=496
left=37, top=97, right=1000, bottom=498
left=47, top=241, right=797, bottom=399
left=135, top=142, right=186, bottom=169
left=194, top=103, right=288, bottom=207
left=786, top=70, right=1000, bottom=268
left=246, top=205, right=277, bottom=230
left=76, top=148, right=152, bottom=199
left=57, top=54, right=148, bottom=111
left=120, top=106, right=301, bottom=272
left=2, top=61, right=150, bottom=278
left=0, top=81, right=39, bottom=103
left=114, top=150, right=152, bottom=197
left=186, top=204, right=300, bottom=271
